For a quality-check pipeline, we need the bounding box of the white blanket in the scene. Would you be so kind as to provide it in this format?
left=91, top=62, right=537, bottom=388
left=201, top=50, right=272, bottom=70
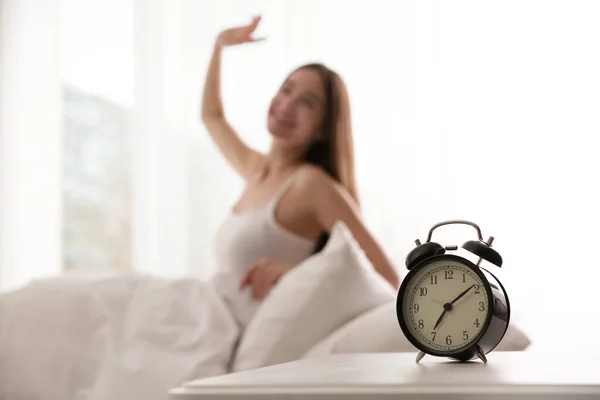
left=0, top=275, right=240, bottom=400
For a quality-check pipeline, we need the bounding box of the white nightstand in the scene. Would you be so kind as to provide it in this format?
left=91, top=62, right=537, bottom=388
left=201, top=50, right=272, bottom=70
left=169, top=351, right=600, bottom=400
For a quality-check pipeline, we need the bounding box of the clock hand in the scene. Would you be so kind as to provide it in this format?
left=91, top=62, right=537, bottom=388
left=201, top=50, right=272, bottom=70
left=433, top=285, right=475, bottom=331
left=449, top=284, right=475, bottom=305
left=433, top=308, right=447, bottom=331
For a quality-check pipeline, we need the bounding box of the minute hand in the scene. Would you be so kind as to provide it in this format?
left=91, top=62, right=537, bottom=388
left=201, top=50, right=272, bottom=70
left=449, top=284, right=475, bottom=305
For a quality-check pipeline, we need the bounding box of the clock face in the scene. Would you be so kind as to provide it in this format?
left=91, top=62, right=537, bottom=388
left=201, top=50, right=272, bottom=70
left=400, top=257, right=491, bottom=354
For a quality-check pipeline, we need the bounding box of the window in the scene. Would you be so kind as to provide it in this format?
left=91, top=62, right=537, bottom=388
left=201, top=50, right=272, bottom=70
left=60, top=0, right=134, bottom=272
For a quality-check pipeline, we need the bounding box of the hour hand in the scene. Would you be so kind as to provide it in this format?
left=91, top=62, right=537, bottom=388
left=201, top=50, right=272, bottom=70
left=433, top=309, right=446, bottom=331
left=433, top=302, right=453, bottom=330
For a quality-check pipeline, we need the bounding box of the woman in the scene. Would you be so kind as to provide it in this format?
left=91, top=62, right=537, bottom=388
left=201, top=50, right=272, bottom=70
left=202, top=16, right=400, bottom=328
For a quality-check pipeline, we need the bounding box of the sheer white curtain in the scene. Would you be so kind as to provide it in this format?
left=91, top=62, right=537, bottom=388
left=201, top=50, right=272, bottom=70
left=0, top=0, right=63, bottom=290
left=131, top=0, right=189, bottom=278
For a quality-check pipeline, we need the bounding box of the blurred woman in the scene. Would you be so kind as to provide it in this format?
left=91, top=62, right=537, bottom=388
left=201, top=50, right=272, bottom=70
left=201, top=16, right=399, bottom=328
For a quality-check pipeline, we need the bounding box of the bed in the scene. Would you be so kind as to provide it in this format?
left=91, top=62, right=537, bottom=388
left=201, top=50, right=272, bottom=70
left=0, top=222, right=530, bottom=400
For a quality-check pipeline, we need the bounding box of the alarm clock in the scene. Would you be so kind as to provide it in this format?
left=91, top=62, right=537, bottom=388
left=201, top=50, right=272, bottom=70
left=396, top=220, right=510, bottom=364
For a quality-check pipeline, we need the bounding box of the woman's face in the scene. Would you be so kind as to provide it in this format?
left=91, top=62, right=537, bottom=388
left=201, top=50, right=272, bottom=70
left=267, top=68, right=327, bottom=149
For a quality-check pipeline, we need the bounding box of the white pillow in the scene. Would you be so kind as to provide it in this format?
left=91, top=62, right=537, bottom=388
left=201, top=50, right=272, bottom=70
left=303, top=300, right=532, bottom=358
left=231, top=221, right=396, bottom=372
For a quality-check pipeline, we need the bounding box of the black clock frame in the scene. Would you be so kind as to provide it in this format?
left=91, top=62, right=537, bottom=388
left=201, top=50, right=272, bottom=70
left=396, top=254, right=511, bottom=361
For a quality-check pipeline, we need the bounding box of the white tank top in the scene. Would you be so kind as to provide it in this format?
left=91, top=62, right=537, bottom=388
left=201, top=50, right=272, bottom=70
left=209, top=172, right=318, bottom=329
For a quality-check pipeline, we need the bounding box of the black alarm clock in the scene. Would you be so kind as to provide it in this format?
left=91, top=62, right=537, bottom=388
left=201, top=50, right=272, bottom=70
left=396, top=220, right=510, bottom=364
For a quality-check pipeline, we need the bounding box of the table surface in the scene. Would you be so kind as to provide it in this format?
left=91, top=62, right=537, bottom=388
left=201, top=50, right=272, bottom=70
left=169, top=351, right=600, bottom=399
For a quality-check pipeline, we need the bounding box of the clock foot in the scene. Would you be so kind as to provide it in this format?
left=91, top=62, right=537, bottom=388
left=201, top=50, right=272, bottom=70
left=415, top=351, right=426, bottom=364
left=474, top=345, right=487, bottom=364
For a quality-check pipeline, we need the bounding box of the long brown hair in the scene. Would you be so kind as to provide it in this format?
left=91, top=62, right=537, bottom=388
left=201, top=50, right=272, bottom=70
left=295, top=63, right=359, bottom=252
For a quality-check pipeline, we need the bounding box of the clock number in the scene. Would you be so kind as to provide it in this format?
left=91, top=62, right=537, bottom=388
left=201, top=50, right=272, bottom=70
left=418, top=319, right=424, bottom=329
left=413, top=303, right=420, bottom=313
left=462, top=273, right=466, bottom=283
left=444, top=270, right=454, bottom=280
left=446, top=335, right=452, bottom=345
left=474, top=318, right=480, bottom=328
left=474, top=285, right=481, bottom=294
left=431, top=331, right=436, bottom=341
left=420, top=287, right=428, bottom=296
left=430, top=275, right=438, bottom=285
left=478, top=302, right=485, bottom=311
left=463, top=330, right=469, bottom=341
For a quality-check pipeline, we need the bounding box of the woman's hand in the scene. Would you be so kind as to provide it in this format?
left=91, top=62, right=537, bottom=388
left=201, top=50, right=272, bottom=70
left=216, top=15, right=265, bottom=49
left=239, top=257, right=293, bottom=301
